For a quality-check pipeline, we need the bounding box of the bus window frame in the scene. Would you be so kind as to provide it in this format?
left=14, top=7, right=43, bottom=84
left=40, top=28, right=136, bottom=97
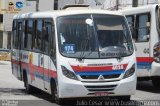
left=43, top=19, right=55, bottom=55
left=13, top=18, right=55, bottom=56
left=12, top=20, right=17, bottom=49
left=126, top=15, right=136, bottom=41
left=156, top=6, right=160, bottom=37
left=135, top=12, right=151, bottom=43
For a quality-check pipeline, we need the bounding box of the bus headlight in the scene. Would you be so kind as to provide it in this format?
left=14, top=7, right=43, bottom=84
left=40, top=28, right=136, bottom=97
left=61, top=66, right=79, bottom=81
left=153, top=42, right=160, bottom=63
left=123, top=65, right=135, bottom=79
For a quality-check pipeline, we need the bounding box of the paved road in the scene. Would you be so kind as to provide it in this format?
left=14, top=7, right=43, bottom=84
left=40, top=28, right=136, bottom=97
left=0, top=61, right=160, bottom=106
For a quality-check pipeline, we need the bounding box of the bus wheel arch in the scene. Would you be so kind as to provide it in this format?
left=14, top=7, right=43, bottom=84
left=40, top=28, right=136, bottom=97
left=152, top=76, right=160, bottom=88
left=117, top=95, right=131, bottom=101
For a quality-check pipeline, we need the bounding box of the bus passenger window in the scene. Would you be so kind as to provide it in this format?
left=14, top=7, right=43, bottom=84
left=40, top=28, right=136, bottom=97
left=36, top=20, right=43, bottom=51
left=136, top=14, right=150, bottom=42
left=44, top=20, right=55, bottom=58
left=44, top=24, right=51, bottom=54
left=50, top=24, right=56, bottom=58
left=126, top=16, right=136, bottom=40
left=25, top=20, right=33, bottom=50
left=12, top=20, right=17, bottom=49
left=24, top=20, right=28, bottom=49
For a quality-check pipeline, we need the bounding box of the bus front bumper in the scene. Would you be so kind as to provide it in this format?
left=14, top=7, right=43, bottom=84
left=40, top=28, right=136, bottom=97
left=58, top=74, right=136, bottom=98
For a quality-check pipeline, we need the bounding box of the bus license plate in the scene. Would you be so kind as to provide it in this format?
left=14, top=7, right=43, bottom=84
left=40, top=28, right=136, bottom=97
left=95, top=92, right=108, bottom=96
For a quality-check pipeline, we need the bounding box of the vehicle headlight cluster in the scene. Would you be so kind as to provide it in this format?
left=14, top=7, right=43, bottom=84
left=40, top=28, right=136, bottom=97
left=153, top=42, right=160, bottom=63
left=61, top=66, right=79, bottom=81
left=123, top=64, right=135, bottom=79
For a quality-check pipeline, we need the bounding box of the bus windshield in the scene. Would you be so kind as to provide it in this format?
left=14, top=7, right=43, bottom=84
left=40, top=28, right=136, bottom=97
left=57, top=14, right=134, bottom=59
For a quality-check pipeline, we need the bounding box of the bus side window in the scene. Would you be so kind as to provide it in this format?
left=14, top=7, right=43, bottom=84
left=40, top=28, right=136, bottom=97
left=24, top=20, right=28, bottom=49
left=50, top=24, right=56, bottom=59
left=12, top=20, right=17, bottom=49
left=44, top=19, right=56, bottom=59
left=36, top=19, right=43, bottom=51
left=136, top=13, right=150, bottom=42
left=43, top=22, right=50, bottom=54
left=126, top=15, right=136, bottom=41
left=32, top=20, right=37, bottom=50
left=24, top=20, right=33, bottom=50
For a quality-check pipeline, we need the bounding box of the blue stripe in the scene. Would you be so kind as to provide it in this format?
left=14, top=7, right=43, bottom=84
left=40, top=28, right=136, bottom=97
left=76, top=70, right=124, bottom=76
left=137, top=62, right=152, bottom=65
left=27, top=71, right=51, bottom=82
left=137, top=62, right=151, bottom=69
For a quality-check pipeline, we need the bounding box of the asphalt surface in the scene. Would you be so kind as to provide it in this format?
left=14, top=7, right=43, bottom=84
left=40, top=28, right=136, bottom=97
left=0, top=61, right=160, bottom=106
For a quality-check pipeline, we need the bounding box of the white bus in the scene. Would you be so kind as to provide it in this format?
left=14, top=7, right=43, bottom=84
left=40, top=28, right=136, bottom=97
left=11, top=9, right=136, bottom=103
left=121, top=4, right=160, bottom=88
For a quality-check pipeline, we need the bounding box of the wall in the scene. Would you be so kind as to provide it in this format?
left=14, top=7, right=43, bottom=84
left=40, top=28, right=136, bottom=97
left=1, top=0, right=36, bottom=48
left=39, top=0, right=54, bottom=11
left=0, top=31, right=3, bottom=48
left=3, top=0, right=36, bottom=31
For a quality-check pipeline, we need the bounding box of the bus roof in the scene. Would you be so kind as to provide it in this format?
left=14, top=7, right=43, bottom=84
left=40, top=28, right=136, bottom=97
left=120, top=4, right=159, bottom=15
left=13, top=9, right=123, bottom=19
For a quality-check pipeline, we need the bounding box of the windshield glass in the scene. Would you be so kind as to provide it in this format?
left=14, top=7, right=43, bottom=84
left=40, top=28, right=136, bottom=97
left=57, top=14, right=134, bottom=59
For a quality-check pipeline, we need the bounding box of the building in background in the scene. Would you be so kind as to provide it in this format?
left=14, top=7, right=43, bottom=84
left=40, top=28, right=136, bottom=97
left=0, top=0, right=36, bottom=49
left=0, top=0, right=54, bottom=49
left=58, top=0, right=160, bottom=10
left=0, top=0, right=4, bottom=48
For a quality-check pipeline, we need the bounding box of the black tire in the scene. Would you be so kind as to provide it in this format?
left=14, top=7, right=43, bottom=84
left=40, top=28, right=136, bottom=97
left=23, top=73, right=33, bottom=94
left=118, top=96, right=131, bottom=101
left=152, top=77, right=160, bottom=88
left=51, top=81, right=63, bottom=104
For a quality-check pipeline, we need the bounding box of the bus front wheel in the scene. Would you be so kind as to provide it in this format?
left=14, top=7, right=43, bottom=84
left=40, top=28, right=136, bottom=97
left=152, top=77, right=160, bottom=88
left=51, top=81, right=63, bottom=104
left=117, top=95, right=131, bottom=101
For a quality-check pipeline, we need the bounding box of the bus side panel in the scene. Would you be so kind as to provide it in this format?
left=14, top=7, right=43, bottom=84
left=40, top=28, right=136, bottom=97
left=20, top=50, right=57, bottom=93
left=43, top=54, right=57, bottom=94
left=11, top=49, right=22, bottom=80
left=21, top=50, right=32, bottom=84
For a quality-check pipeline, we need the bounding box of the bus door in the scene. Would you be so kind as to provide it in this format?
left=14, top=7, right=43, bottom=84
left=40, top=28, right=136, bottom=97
left=128, top=14, right=151, bottom=76
left=17, top=21, right=23, bottom=80
left=43, top=19, right=54, bottom=90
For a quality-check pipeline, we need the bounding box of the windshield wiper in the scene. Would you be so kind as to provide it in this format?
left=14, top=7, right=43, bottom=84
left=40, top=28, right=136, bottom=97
left=78, top=37, right=90, bottom=61
left=121, top=30, right=132, bottom=52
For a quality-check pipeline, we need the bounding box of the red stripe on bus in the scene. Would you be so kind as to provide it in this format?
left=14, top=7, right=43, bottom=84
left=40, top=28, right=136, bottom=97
left=136, top=57, right=154, bottom=63
left=12, top=59, right=57, bottom=78
left=71, top=64, right=128, bottom=72
left=11, top=59, right=20, bottom=65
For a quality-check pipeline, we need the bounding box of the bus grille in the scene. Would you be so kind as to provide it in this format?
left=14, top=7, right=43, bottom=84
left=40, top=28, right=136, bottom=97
left=80, top=74, right=120, bottom=79
left=84, top=85, right=117, bottom=92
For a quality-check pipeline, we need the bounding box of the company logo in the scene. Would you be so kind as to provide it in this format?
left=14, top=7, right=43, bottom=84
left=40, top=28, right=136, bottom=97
left=16, top=2, right=23, bottom=9
left=98, top=75, right=104, bottom=80
left=8, top=2, right=14, bottom=6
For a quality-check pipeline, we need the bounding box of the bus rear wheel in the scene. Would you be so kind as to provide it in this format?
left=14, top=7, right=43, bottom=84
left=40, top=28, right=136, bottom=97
left=23, top=73, right=33, bottom=94
left=152, top=77, right=160, bottom=88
